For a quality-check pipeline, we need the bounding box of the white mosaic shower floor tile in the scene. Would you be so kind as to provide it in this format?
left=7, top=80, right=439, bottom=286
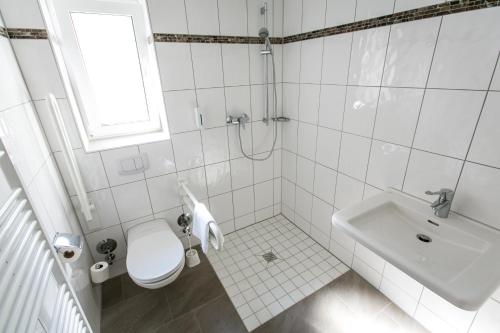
left=206, top=215, right=349, bottom=331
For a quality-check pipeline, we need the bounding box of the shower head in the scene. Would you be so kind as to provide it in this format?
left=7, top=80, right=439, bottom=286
left=258, top=27, right=269, bottom=39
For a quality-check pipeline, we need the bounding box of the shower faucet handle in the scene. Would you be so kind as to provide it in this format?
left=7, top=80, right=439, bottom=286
left=226, top=114, right=250, bottom=128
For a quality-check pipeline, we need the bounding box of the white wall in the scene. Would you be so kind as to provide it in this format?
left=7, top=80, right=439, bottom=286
left=2, top=0, right=284, bottom=276
left=281, top=1, right=500, bottom=332
left=0, top=16, right=100, bottom=332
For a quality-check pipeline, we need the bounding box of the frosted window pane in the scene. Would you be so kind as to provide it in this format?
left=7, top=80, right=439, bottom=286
left=71, top=12, right=149, bottom=126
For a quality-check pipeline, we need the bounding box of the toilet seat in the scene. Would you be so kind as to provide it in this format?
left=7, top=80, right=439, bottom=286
left=126, top=219, right=184, bottom=288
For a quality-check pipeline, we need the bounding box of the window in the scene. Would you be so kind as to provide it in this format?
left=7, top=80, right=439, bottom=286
left=39, top=0, right=169, bottom=151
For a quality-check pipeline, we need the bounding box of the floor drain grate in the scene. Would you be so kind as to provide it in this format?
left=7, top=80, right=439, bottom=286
left=262, top=252, right=278, bottom=263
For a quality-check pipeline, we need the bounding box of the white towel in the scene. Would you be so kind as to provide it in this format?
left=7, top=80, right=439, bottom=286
left=192, top=202, right=223, bottom=253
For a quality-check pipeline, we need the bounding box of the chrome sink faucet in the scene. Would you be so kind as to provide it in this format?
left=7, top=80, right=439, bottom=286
left=425, top=188, right=454, bottom=218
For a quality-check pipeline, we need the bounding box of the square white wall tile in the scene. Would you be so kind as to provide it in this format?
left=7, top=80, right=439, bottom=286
left=295, top=186, right=313, bottom=221
left=254, top=155, right=274, bottom=183
left=300, top=38, right=324, bottom=84
left=11, top=40, right=66, bottom=99
left=348, top=26, right=390, bottom=86
left=321, top=33, right=352, bottom=84
left=382, top=18, right=441, bottom=88
left=139, top=140, right=176, bottom=178
left=468, top=92, right=500, bottom=169
left=233, top=186, right=255, bottom=217
left=453, top=162, right=500, bottom=229
left=209, top=192, right=234, bottom=223
left=282, top=179, right=296, bottom=208
left=172, top=131, right=204, bottom=171
left=178, top=166, right=208, bottom=199
left=226, top=85, right=251, bottom=119
left=316, top=127, right=341, bottom=170
left=218, top=0, right=248, bottom=36
left=352, top=256, right=382, bottom=288
left=147, top=0, right=188, bottom=33
left=296, top=156, right=314, bottom=192
left=282, top=150, right=297, bottom=182
left=383, top=263, right=423, bottom=299
left=55, top=149, right=108, bottom=196
left=301, top=0, right=326, bottom=32
left=111, top=180, right=153, bottom=222
left=284, top=0, right=303, bottom=36
left=164, top=89, right=198, bottom=134
left=231, top=157, right=254, bottom=189
left=469, top=299, right=500, bottom=333
left=156, top=43, right=194, bottom=91
left=254, top=180, right=274, bottom=210
left=283, top=42, right=301, bottom=83
left=298, top=84, right=320, bottom=124
left=222, top=44, right=250, bottom=86
left=72, top=188, right=120, bottom=234
left=249, top=45, right=266, bottom=85
left=311, top=196, right=333, bottom=235
left=205, top=161, right=231, bottom=196
left=297, top=122, right=317, bottom=160
left=313, top=163, right=336, bottom=204
left=228, top=124, right=253, bottom=159
left=191, top=43, right=224, bottom=88
left=283, top=83, right=300, bottom=120
left=282, top=119, right=298, bottom=153
left=325, top=0, right=356, bottom=27
left=185, top=0, right=220, bottom=35
left=413, top=89, right=484, bottom=159
left=366, top=140, right=410, bottom=190
left=343, top=86, right=380, bottom=137
left=355, top=0, right=395, bottom=21
left=427, top=7, right=500, bottom=90
left=334, top=173, right=364, bottom=209
left=338, top=133, right=371, bottom=181
left=318, top=85, right=345, bottom=131
left=373, top=87, right=423, bottom=146
left=394, top=0, right=443, bottom=12
left=0, top=38, right=30, bottom=112
left=202, top=127, right=229, bottom=164
left=419, top=288, right=476, bottom=332
left=354, top=243, right=385, bottom=273
left=146, top=173, right=182, bottom=213
left=101, top=146, right=143, bottom=186
left=403, top=150, right=462, bottom=201
left=379, top=277, right=419, bottom=316
left=252, top=121, right=275, bottom=155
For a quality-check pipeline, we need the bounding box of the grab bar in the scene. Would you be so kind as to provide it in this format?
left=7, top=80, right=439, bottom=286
left=47, top=94, right=97, bottom=230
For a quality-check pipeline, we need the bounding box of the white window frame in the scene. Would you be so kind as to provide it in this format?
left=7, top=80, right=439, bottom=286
left=38, top=0, right=169, bottom=152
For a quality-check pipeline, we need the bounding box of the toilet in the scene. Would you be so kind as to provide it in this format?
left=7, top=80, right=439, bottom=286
left=126, top=219, right=185, bottom=289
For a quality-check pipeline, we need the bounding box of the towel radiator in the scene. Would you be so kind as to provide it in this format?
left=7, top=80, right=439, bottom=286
left=0, top=185, right=92, bottom=332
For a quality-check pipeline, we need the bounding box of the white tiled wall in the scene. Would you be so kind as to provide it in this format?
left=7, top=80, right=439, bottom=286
left=281, top=2, right=500, bottom=332
left=0, top=20, right=100, bottom=331
left=4, top=0, right=284, bottom=276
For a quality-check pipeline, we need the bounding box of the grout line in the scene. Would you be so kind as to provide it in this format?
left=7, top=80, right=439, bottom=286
left=400, top=16, right=443, bottom=191
left=453, top=51, right=500, bottom=195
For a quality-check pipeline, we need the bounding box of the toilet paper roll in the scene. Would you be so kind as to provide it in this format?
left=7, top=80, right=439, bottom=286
left=57, top=246, right=82, bottom=263
left=90, top=261, right=110, bottom=284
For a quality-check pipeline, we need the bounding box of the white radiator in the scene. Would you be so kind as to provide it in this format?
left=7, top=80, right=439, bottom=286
left=0, top=187, right=91, bottom=333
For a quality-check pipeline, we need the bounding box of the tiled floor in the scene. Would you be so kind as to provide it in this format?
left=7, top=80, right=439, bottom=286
left=254, top=270, right=429, bottom=333
left=100, top=249, right=246, bottom=333
left=206, top=215, right=349, bottom=331
left=100, top=214, right=428, bottom=333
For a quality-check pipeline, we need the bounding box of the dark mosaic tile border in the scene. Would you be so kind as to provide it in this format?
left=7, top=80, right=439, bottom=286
left=153, top=33, right=282, bottom=44
left=284, top=0, right=500, bottom=43
left=0, top=26, right=8, bottom=38
left=5, top=0, right=500, bottom=43
left=7, top=28, right=48, bottom=39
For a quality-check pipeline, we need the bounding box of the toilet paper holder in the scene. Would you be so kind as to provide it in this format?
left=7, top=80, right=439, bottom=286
left=52, top=233, right=83, bottom=261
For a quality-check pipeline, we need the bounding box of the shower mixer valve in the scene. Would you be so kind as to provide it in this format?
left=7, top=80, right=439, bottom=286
left=226, top=114, right=250, bottom=128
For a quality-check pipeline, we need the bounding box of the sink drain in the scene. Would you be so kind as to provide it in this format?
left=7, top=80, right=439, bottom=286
left=416, top=234, right=432, bottom=243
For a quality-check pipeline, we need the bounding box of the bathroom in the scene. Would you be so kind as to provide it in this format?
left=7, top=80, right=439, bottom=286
left=0, top=0, right=500, bottom=332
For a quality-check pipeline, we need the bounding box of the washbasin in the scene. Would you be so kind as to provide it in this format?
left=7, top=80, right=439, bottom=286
left=332, top=189, right=500, bottom=310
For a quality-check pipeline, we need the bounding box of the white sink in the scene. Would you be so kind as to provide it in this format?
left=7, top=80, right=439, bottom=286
left=332, top=189, right=500, bottom=310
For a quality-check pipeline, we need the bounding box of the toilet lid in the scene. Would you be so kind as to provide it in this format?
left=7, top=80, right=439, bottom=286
left=126, top=219, right=184, bottom=283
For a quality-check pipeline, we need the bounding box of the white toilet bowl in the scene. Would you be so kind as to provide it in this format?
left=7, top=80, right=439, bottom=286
left=126, top=219, right=185, bottom=289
